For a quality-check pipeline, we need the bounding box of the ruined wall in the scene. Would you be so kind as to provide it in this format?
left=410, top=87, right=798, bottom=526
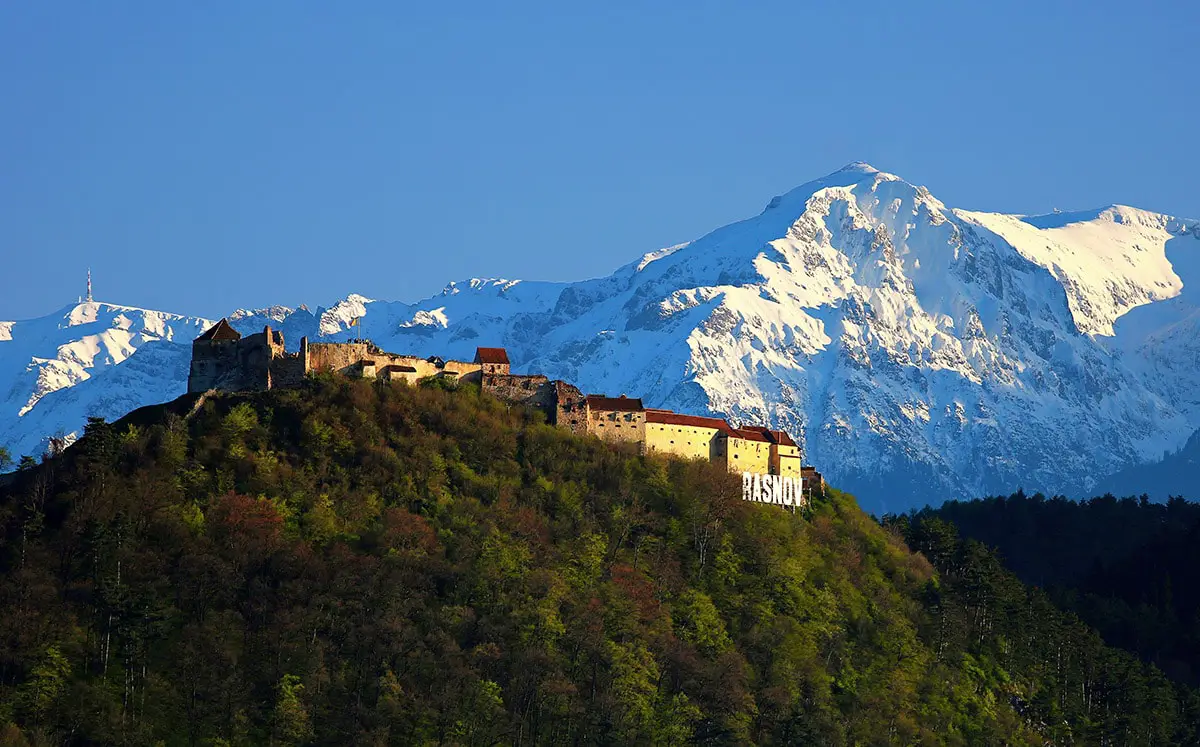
left=482, top=373, right=552, bottom=408
left=552, top=382, right=588, bottom=436
left=270, top=355, right=307, bottom=389
left=189, top=334, right=276, bottom=393
left=307, top=342, right=482, bottom=383
left=307, top=341, right=375, bottom=376
left=801, top=467, right=824, bottom=494
left=188, top=339, right=242, bottom=393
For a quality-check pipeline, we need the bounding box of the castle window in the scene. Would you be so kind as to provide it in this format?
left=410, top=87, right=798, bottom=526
left=624, top=413, right=632, bottom=422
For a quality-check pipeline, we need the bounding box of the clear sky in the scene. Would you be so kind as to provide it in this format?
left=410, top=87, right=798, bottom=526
left=2, top=1, right=1196, bottom=320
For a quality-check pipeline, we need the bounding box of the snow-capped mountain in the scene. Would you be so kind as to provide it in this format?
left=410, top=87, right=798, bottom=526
left=0, top=302, right=214, bottom=458
left=4, top=163, right=1198, bottom=512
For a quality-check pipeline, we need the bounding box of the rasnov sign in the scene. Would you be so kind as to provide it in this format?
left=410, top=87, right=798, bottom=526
left=742, top=472, right=805, bottom=508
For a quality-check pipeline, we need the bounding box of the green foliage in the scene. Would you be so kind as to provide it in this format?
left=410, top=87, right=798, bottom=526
left=896, top=512, right=1196, bottom=745
left=0, top=377, right=1193, bottom=744
left=14, top=646, right=69, bottom=725
left=272, top=673, right=313, bottom=746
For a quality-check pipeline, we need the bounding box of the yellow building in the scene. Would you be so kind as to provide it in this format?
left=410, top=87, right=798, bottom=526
left=643, top=409, right=728, bottom=462
left=740, top=426, right=803, bottom=478
left=579, top=393, right=808, bottom=483
left=716, top=428, right=772, bottom=475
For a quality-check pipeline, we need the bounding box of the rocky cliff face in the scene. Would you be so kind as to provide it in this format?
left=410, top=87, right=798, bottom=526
left=3, top=163, right=1198, bottom=511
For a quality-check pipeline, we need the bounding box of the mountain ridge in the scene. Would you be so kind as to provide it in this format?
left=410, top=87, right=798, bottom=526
left=3, top=163, right=1198, bottom=511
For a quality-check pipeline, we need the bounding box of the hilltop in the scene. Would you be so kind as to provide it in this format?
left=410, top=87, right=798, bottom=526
left=0, top=377, right=1193, bottom=743
left=3, top=164, right=1199, bottom=511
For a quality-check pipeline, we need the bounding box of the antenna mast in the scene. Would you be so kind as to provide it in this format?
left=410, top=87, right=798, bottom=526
left=86, top=269, right=93, bottom=303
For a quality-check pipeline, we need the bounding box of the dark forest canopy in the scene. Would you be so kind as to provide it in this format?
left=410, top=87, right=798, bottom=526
left=1095, top=428, right=1200, bottom=501
left=0, top=377, right=1196, bottom=745
left=908, top=491, right=1200, bottom=690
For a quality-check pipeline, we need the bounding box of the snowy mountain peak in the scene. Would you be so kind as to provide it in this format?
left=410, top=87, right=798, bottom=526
left=230, top=305, right=295, bottom=323
left=2, top=165, right=1197, bottom=514
left=835, top=160, right=882, bottom=175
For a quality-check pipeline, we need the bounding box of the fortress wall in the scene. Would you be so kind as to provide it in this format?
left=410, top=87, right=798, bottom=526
left=307, top=341, right=375, bottom=375
left=308, top=341, right=483, bottom=383
left=645, top=422, right=720, bottom=462
left=801, top=467, right=824, bottom=493
left=189, top=339, right=241, bottom=393
left=235, top=332, right=273, bottom=390
left=725, top=437, right=770, bottom=475
left=270, top=354, right=307, bottom=389
left=482, top=374, right=552, bottom=408
left=774, top=444, right=802, bottom=478
left=588, top=409, right=646, bottom=445
left=441, top=359, right=484, bottom=377
left=552, top=382, right=588, bottom=435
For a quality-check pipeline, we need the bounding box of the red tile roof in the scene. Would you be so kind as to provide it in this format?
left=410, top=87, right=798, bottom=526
left=770, top=430, right=798, bottom=448
left=474, top=347, right=510, bottom=365
left=645, top=409, right=731, bottom=432
left=586, top=395, right=644, bottom=412
left=197, top=318, right=241, bottom=342
left=729, top=428, right=770, bottom=442
left=740, top=425, right=798, bottom=447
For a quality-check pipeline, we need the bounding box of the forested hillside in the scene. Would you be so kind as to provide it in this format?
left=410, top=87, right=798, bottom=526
left=0, top=378, right=1195, bottom=745
left=911, top=492, right=1200, bottom=688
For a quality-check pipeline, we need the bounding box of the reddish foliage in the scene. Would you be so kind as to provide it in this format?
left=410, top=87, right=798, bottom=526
left=207, top=492, right=284, bottom=568
left=380, top=508, right=438, bottom=556
left=496, top=497, right=550, bottom=546
left=610, top=563, right=664, bottom=625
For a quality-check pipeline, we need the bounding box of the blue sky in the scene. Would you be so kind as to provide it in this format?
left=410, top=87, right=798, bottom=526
left=2, top=1, right=1196, bottom=319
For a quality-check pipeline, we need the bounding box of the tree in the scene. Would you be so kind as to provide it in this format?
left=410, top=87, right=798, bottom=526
left=15, top=645, right=70, bottom=726
left=271, top=674, right=312, bottom=746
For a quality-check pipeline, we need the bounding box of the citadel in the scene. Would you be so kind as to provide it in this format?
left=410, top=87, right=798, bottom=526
left=188, top=320, right=821, bottom=506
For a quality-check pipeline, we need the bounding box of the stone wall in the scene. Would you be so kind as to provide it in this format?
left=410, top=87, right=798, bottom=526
left=307, top=341, right=483, bottom=384
left=551, top=382, right=588, bottom=435
left=481, top=373, right=552, bottom=408
left=801, top=467, right=825, bottom=494
left=588, top=408, right=646, bottom=445
left=188, top=331, right=278, bottom=393
left=189, top=339, right=239, bottom=393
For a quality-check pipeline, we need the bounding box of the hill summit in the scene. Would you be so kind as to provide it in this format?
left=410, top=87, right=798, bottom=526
left=0, top=377, right=1191, bottom=743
